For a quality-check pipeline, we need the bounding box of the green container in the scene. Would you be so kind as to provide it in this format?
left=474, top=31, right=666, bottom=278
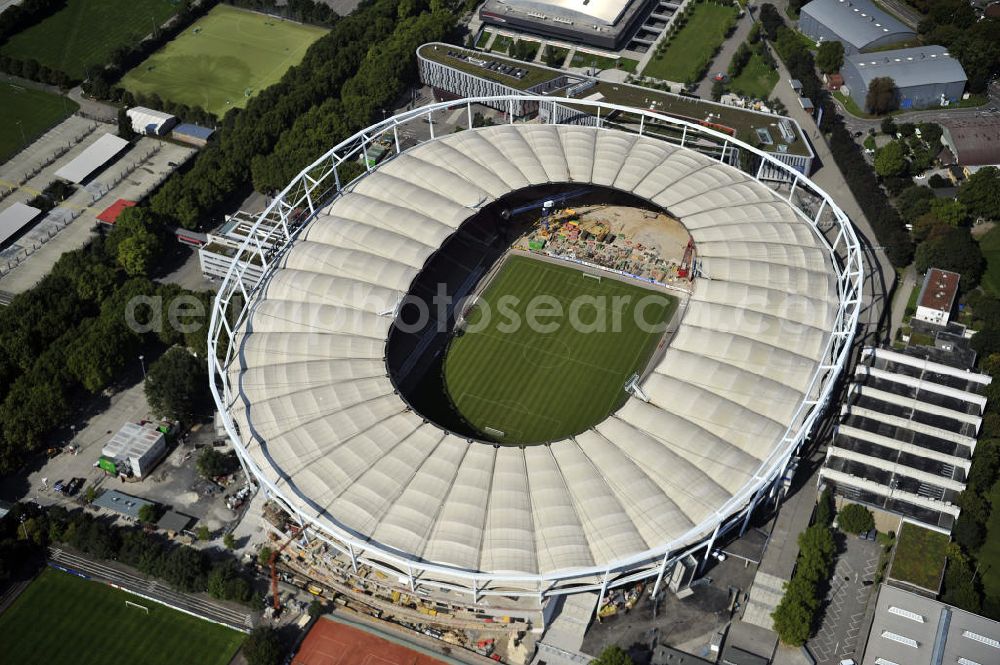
left=98, top=457, right=117, bottom=474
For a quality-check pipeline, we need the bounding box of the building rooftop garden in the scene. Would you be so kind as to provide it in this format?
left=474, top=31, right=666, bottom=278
left=887, top=521, right=950, bottom=592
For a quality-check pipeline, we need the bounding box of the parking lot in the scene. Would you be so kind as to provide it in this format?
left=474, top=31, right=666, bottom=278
left=807, top=536, right=882, bottom=665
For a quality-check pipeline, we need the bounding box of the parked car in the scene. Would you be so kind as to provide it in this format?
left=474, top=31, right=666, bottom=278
left=53, top=479, right=65, bottom=493
left=66, top=478, right=84, bottom=496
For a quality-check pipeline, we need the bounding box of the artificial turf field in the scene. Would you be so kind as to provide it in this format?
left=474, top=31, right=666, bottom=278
left=0, top=568, right=244, bottom=665
left=444, top=256, right=677, bottom=444
left=120, top=5, right=328, bottom=117
left=0, top=0, right=180, bottom=80
left=0, top=83, right=78, bottom=164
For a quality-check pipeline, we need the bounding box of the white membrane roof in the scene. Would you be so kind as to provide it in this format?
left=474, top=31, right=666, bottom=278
left=230, top=125, right=839, bottom=578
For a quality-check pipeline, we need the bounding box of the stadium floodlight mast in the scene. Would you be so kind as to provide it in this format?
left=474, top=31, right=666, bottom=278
left=207, top=95, right=863, bottom=609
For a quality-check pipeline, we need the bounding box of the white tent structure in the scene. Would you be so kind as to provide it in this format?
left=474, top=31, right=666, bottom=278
left=211, top=97, right=862, bottom=610
left=126, top=106, right=177, bottom=136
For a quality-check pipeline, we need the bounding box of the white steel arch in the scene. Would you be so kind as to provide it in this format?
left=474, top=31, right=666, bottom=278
left=208, top=96, right=863, bottom=604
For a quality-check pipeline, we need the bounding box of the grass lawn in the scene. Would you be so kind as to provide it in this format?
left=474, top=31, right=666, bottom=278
left=888, top=522, right=949, bottom=591
left=490, top=34, right=514, bottom=54
left=444, top=255, right=676, bottom=444
left=978, top=225, right=1000, bottom=296
left=642, top=2, right=737, bottom=83
left=120, top=5, right=327, bottom=117
left=476, top=30, right=492, bottom=49
left=0, top=82, right=78, bottom=163
left=0, top=0, right=179, bottom=79
left=571, top=51, right=638, bottom=73
left=729, top=52, right=778, bottom=100
left=0, top=568, right=244, bottom=665
left=542, top=46, right=570, bottom=68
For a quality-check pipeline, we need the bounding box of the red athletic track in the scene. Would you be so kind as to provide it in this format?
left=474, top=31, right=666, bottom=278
left=293, top=617, right=450, bottom=665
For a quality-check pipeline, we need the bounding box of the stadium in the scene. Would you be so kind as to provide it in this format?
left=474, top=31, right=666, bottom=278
left=209, top=96, right=863, bottom=616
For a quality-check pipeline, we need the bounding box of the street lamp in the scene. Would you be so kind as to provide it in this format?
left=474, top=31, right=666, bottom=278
left=16, top=120, right=26, bottom=147
left=139, top=354, right=146, bottom=380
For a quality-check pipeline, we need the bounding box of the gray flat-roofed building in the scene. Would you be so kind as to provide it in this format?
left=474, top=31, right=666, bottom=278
left=841, top=45, right=967, bottom=111
left=0, top=201, right=41, bottom=247
left=156, top=510, right=193, bottom=533
left=862, top=584, right=1000, bottom=665
left=93, top=489, right=156, bottom=521
left=820, top=347, right=991, bottom=532
left=799, top=0, right=915, bottom=54
left=54, top=133, right=129, bottom=184
left=101, top=422, right=168, bottom=479
left=479, top=0, right=657, bottom=50
left=941, top=118, right=1000, bottom=169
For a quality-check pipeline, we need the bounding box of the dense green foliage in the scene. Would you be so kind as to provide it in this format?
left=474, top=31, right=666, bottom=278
left=816, top=40, right=844, bottom=75
left=444, top=257, right=675, bottom=444
left=865, top=77, right=899, bottom=115
left=914, top=228, right=984, bottom=290
left=244, top=627, right=284, bottom=665
left=772, top=495, right=836, bottom=646
left=836, top=503, right=874, bottom=534
left=0, top=568, right=244, bottom=665
left=145, top=347, right=211, bottom=421
left=148, top=0, right=452, bottom=228
left=916, top=0, right=1000, bottom=92
left=592, top=646, right=634, bottom=665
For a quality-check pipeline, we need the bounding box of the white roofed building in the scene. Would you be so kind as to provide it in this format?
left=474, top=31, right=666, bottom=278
left=54, top=133, right=129, bottom=184
left=799, top=0, right=915, bottom=54
left=126, top=107, right=177, bottom=136
left=101, top=422, right=167, bottom=479
left=479, top=0, right=658, bottom=49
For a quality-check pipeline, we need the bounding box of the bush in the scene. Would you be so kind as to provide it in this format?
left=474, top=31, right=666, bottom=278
left=837, top=503, right=875, bottom=534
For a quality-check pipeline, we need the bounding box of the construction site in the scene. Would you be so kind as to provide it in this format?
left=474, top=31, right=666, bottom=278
left=512, top=203, right=695, bottom=289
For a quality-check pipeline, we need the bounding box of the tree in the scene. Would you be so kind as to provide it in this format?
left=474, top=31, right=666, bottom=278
left=117, top=107, right=135, bottom=141
left=928, top=198, right=969, bottom=226
left=759, top=3, right=783, bottom=41
left=197, top=525, right=210, bottom=541
left=957, top=167, right=1000, bottom=221
left=542, top=45, right=564, bottom=67
left=244, top=627, right=283, bottom=665
left=914, top=227, right=984, bottom=289
left=308, top=599, right=324, bottom=618
left=711, top=78, right=726, bottom=101
left=865, top=77, right=899, bottom=114
left=592, top=646, right=633, bottom=665
left=816, top=40, right=844, bottom=74
left=815, top=488, right=834, bottom=527
left=258, top=545, right=274, bottom=567
left=138, top=503, right=158, bottom=524
left=197, top=447, right=229, bottom=479
left=874, top=141, right=908, bottom=178
left=116, top=229, right=160, bottom=277
left=895, top=185, right=935, bottom=222
left=881, top=116, right=897, bottom=136
left=837, top=503, right=875, bottom=534
left=772, top=588, right=813, bottom=646
left=223, top=532, right=236, bottom=549
left=145, top=347, right=210, bottom=421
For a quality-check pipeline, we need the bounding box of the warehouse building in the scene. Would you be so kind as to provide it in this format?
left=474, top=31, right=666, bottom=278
left=100, top=422, right=168, bottom=480
left=799, top=0, right=915, bottom=54
left=941, top=118, right=1000, bottom=173
left=172, top=123, right=215, bottom=148
left=841, top=45, right=967, bottom=111
left=126, top=107, right=177, bottom=136
left=862, top=584, right=1000, bottom=665
left=478, top=0, right=658, bottom=50
left=820, top=347, right=991, bottom=533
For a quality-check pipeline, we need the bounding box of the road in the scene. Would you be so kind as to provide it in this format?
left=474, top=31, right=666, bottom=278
left=695, top=8, right=755, bottom=99
left=48, top=546, right=254, bottom=631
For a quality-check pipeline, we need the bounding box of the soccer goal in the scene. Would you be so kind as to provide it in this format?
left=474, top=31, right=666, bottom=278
left=484, top=426, right=506, bottom=439
left=125, top=600, right=149, bottom=614
left=582, top=272, right=602, bottom=282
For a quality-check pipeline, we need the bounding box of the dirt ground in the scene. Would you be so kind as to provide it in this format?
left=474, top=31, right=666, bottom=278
left=573, top=204, right=691, bottom=263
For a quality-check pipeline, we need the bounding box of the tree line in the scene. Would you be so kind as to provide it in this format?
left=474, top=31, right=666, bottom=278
left=2, top=502, right=258, bottom=606
left=759, top=3, right=914, bottom=267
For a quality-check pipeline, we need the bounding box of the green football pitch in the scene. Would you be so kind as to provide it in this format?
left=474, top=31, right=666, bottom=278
left=120, top=5, right=328, bottom=117
left=444, top=256, right=677, bottom=444
left=0, top=568, right=244, bottom=665
left=0, top=83, right=78, bottom=164
left=0, top=0, right=180, bottom=80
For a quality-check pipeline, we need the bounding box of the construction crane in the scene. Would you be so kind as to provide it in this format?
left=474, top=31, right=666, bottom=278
left=269, top=526, right=301, bottom=612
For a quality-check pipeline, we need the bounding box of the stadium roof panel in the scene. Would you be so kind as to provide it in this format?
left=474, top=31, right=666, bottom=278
left=228, top=124, right=842, bottom=581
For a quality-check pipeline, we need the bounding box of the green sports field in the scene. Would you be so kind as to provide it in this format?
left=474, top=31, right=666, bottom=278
left=0, top=83, right=78, bottom=164
left=120, top=5, right=328, bottom=116
left=0, top=0, right=180, bottom=79
left=444, top=256, right=676, bottom=444
left=0, top=568, right=244, bottom=665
